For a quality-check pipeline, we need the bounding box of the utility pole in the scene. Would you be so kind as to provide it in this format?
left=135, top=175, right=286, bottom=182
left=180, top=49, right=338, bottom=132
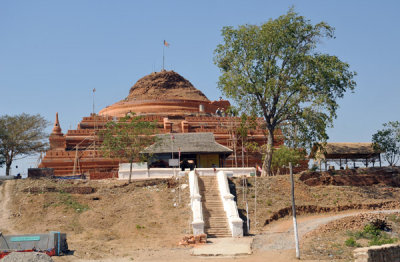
left=290, top=162, right=300, bottom=259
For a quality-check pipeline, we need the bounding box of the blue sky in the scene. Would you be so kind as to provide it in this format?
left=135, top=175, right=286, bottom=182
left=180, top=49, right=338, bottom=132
left=1, top=1, right=399, bottom=174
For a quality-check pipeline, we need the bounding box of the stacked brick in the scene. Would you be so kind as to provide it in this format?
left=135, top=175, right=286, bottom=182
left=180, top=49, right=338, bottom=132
left=178, top=234, right=207, bottom=246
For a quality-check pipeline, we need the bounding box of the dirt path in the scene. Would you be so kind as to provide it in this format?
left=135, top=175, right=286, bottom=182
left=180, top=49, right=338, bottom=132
left=253, top=209, right=400, bottom=252
left=0, top=180, right=16, bottom=234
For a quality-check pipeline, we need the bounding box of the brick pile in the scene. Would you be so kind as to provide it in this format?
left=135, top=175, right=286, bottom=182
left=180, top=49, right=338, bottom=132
left=178, top=234, right=207, bottom=246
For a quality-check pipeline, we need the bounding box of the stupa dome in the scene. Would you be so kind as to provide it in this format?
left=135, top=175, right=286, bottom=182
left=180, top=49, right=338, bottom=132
left=126, top=70, right=209, bottom=102
left=99, top=70, right=229, bottom=117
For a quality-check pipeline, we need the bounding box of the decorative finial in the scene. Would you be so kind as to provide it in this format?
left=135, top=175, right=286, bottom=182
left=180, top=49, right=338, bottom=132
left=52, top=112, right=62, bottom=134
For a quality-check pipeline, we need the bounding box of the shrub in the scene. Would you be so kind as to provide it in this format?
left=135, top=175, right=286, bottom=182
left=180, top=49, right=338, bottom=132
left=369, top=236, right=396, bottom=246
left=345, top=237, right=360, bottom=247
left=136, top=224, right=145, bottom=229
left=363, top=224, right=381, bottom=238
left=371, top=219, right=391, bottom=231
left=347, top=219, right=397, bottom=247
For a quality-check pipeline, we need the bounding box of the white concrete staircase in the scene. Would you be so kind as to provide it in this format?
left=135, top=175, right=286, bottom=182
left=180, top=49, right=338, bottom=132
left=198, top=176, right=231, bottom=238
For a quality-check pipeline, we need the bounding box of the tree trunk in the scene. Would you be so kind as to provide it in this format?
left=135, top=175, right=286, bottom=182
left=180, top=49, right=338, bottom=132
left=5, top=162, right=11, bottom=176
left=241, top=137, right=245, bottom=168
left=262, top=129, right=274, bottom=176
left=129, top=161, right=133, bottom=184
left=233, top=133, right=237, bottom=167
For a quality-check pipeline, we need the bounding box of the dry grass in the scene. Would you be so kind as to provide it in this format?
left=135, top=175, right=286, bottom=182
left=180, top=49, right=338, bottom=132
left=5, top=178, right=191, bottom=260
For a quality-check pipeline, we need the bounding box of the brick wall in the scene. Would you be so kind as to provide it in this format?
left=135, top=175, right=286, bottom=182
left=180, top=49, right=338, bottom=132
left=89, top=171, right=117, bottom=180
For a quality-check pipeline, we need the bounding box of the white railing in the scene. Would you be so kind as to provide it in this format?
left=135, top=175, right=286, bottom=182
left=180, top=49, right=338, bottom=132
left=216, top=170, right=243, bottom=237
left=118, top=166, right=183, bottom=180
left=118, top=166, right=255, bottom=180
left=188, top=170, right=204, bottom=235
left=195, top=167, right=255, bottom=177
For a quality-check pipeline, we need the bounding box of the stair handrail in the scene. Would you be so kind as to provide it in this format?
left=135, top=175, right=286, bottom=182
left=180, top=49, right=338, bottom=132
left=216, top=170, right=243, bottom=237
left=188, top=170, right=204, bottom=235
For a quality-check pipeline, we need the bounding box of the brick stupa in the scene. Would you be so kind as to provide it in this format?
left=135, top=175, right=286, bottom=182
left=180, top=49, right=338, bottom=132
left=39, top=70, right=306, bottom=178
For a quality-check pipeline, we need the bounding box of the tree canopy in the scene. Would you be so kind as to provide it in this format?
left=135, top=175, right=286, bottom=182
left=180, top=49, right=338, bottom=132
left=0, top=113, right=49, bottom=176
left=271, top=145, right=305, bottom=175
left=372, top=121, right=400, bottom=166
left=99, top=114, right=157, bottom=183
left=214, top=9, right=356, bottom=175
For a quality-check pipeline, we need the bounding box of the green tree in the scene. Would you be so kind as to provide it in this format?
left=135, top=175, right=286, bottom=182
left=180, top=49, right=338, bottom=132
left=99, top=114, right=157, bottom=183
left=236, top=113, right=258, bottom=167
left=271, top=145, right=305, bottom=175
left=214, top=9, right=356, bottom=176
left=0, top=114, right=49, bottom=176
left=372, top=121, right=400, bottom=166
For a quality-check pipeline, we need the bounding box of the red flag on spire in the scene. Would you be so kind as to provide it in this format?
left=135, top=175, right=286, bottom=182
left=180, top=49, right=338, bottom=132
left=164, top=40, right=170, bottom=47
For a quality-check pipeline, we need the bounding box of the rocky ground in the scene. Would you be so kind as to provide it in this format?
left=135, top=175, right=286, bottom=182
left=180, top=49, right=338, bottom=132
left=1, top=252, right=53, bottom=262
left=301, top=211, right=400, bottom=260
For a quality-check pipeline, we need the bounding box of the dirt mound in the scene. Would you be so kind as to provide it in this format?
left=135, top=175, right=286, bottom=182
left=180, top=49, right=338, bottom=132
left=4, top=178, right=191, bottom=261
left=1, top=252, right=53, bottom=262
left=300, top=168, right=400, bottom=186
left=126, top=70, right=209, bottom=101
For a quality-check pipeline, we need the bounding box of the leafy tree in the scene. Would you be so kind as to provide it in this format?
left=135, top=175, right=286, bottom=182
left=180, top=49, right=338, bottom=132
left=271, top=145, right=305, bottom=175
left=372, top=121, right=400, bottom=166
left=236, top=113, right=258, bottom=167
left=99, top=114, right=157, bottom=183
left=0, top=114, right=49, bottom=176
left=214, top=9, right=356, bottom=176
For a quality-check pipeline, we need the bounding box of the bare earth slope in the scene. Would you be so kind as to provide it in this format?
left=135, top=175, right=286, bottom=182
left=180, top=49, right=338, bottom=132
left=2, top=168, right=400, bottom=261
left=1, top=178, right=191, bottom=261
left=0, top=180, right=16, bottom=234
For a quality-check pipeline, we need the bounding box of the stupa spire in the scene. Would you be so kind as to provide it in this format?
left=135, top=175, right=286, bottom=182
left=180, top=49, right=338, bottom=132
left=52, top=112, right=62, bottom=135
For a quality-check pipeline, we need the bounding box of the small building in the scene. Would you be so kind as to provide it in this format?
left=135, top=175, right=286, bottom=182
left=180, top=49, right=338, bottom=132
left=310, top=142, right=382, bottom=170
left=143, top=133, right=232, bottom=169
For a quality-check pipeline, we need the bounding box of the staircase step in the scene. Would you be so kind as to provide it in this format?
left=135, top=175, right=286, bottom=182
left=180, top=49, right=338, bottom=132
left=206, top=231, right=231, bottom=235
left=198, top=176, right=232, bottom=239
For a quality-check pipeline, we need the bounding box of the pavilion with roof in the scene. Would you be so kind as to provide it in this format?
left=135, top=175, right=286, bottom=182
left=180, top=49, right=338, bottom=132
left=310, top=142, right=382, bottom=170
